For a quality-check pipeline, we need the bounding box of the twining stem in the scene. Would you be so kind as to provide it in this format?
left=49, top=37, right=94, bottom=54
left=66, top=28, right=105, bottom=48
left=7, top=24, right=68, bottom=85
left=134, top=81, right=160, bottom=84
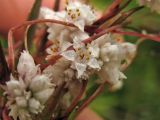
left=7, top=19, right=76, bottom=71
left=112, top=30, right=160, bottom=42
left=110, top=6, right=144, bottom=27
left=24, top=25, right=31, bottom=51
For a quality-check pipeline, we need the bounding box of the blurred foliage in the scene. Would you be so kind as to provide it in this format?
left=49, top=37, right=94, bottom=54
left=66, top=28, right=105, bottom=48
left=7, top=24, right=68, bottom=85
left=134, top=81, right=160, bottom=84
left=89, top=0, right=160, bottom=120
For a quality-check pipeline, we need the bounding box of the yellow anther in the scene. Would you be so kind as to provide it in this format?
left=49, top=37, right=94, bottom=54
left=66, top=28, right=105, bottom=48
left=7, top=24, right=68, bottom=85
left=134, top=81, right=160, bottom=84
left=71, top=14, right=76, bottom=19
left=76, top=9, right=80, bottom=12
left=68, top=9, right=72, bottom=12
left=78, top=12, right=80, bottom=16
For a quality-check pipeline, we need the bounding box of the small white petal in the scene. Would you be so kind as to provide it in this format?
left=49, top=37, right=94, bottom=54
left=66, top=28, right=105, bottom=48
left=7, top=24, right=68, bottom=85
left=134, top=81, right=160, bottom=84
left=29, top=98, right=44, bottom=114
left=110, top=80, right=123, bottom=91
left=87, top=58, right=101, bottom=69
left=74, top=20, right=85, bottom=31
left=88, top=44, right=100, bottom=58
left=34, top=88, right=54, bottom=104
left=6, top=80, right=20, bottom=91
left=61, top=50, right=76, bottom=61
left=15, top=97, right=27, bottom=107
left=60, top=41, right=72, bottom=51
left=75, top=62, right=87, bottom=78
left=30, top=75, right=53, bottom=92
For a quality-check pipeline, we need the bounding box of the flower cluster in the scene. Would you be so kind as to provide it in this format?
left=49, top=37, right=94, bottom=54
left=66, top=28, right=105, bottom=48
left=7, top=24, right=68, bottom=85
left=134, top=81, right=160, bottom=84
left=5, top=51, right=55, bottom=120
left=4, top=0, right=155, bottom=120
left=40, top=0, right=137, bottom=88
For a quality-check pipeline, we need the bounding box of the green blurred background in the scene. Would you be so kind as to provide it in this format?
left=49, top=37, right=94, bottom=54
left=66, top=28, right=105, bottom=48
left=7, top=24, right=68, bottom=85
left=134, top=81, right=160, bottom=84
left=0, top=0, right=160, bottom=120
left=88, top=1, right=160, bottom=120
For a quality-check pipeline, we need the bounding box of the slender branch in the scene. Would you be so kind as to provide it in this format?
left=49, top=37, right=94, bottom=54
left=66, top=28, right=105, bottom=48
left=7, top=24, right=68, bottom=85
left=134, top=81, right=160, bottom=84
left=112, top=30, right=160, bottom=42
left=119, top=0, right=132, bottom=11
left=8, top=30, right=15, bottom=71
left=54, top=0, right=61, bottom=11
left=2, top=108, right=12, bottom=120
left=93, top=0, right=123, bottom=26
left=110, top=6, right=144, bottom=27
left=7, top=19, right=76, bottom=71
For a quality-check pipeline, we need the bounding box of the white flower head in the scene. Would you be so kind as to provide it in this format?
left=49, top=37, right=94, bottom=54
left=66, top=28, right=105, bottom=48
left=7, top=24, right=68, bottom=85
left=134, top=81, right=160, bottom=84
left=17, top=51, right=39, bottom=81
left=65, top=0, right=96, bottom=31
left=6, top=51, right=55, bottom=120
left=61, top=39, right=102, bottom=79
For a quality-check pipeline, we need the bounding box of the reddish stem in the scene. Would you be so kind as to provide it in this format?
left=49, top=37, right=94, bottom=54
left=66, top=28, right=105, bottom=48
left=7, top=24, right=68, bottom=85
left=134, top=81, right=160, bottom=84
left=93, top=0, right=123, bottom=26
left=112, top=30, right=160, bottom=42
left=7, top=19, right=76, bottom=71
left=2, top=108, right=12, bottom=120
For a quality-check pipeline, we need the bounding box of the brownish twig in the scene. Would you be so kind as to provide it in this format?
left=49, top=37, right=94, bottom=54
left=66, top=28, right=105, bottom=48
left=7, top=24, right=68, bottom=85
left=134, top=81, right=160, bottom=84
left=54, top=0, right=61, bottom=11
left=110, top=6, right=144, bottom=27
left=93, top=0, right=123, bottom=26
left=112, top=30, right=160, bottom=42
left=7, top=19, right=77, bottom=71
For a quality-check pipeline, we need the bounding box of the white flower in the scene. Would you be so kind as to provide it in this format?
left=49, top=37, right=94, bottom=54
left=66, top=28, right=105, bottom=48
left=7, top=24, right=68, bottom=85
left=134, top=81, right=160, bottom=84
left=121, top=42, right=137, bottom=62
left=17, top=51, right=38, bottom=82
left=97, top=35, right=128, bottom=85
left=61, top=40, right=101, bottom=78
left=65, top=0, right=96, bottom=31
left=6, top=51, right=55, bottom=120
left=43, top=58, right=71, bottom=85
left=109, top=80, right=123, bottom=92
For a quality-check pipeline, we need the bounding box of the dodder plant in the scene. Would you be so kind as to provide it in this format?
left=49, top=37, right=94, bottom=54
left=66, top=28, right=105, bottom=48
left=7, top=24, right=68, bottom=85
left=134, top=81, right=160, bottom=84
left=0, top=0, right=160, bottom=120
